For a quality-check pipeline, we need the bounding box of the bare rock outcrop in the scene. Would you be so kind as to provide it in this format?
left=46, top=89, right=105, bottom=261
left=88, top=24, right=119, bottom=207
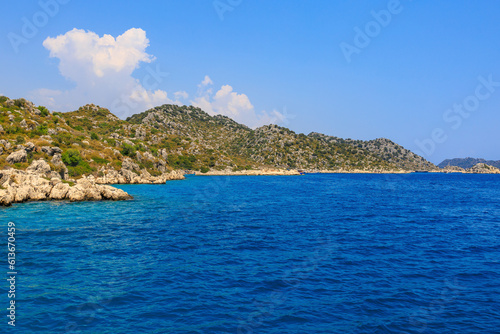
left=24, top=142, right=36, bottom=153
left=6, top=149, right=27, bottom=164
left=0, top=160, right=132, bottom=206
left=51, top=153, right=69, bottom=180
left=94, top=166, right=185, bottom=185
left=442, top=165, right=465, bottom=173
left=26, top=159, right=51, bottom=174
left=466, top=163, right=500, bottom=174
left=41, top=146, right=63, bottom=156
left=0, top=139, right=11, bottom=149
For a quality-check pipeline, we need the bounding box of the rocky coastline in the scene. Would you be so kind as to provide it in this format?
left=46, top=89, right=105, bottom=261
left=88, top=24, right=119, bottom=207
left=2, top=161, right=499, bottom=207
left=0, top=156, right=185, bottom=206
left=194, top=168, right=301, bottom=176
left=0, top=159, right=132, bottom=206
left=440, top=163, right=500, bottom=174
left=304, top=162, right=500, bottom=174
left=93, top=158, right=185, bottom=184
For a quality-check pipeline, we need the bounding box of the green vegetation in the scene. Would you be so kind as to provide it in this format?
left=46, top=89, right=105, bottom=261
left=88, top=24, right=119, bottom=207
left=33, top=124, right=48, bottom=136
left=121, top=143, right=136, bottom=157
left=16, top=135, right=25, bottom=144
left=92, top=156, right=110, bottom=164
left=62, top=149, right=83, bottom=167
left=61, top=149, right=95, bottom=176
left=167, top=155, right=196, bottom=169
left=0, top=96, right=436, bottom=180
left=38, top=106, right=49, bottom=117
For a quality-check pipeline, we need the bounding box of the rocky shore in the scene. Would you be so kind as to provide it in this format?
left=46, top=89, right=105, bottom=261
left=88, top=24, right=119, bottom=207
left=306, top=163, right=500, bottom=174
left=0, top=159, right=132, bottom=206
left=195, top=163, right=500, bottom=176
left=2, top=158, right=498, bottom=207
left=310, top=169, right=411, bottom=174
left=94, top=158, right=185, bottom=184
left=194, top=168, right=301, bottom=176
left=441, top=163, right=500, bottom=174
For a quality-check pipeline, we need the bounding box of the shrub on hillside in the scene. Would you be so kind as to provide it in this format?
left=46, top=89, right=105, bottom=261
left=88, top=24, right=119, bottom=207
left=38, top=106, right=49, bottom=117
left=62, top=149, right=82, bottom=167
left=67, top=162, right=95, bottom=177
left=121, top=143, right=136, bottom=157
left=13, top=98, right=28, bottom=108
left=91, top=156, right=109, bottom=164
left=33, top=124, right=48, bottom=136
left=16, top=135, right=25, bottom=144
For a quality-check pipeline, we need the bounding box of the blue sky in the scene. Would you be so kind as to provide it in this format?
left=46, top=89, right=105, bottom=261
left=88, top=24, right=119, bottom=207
left=1, top=0, right=500, bottom=164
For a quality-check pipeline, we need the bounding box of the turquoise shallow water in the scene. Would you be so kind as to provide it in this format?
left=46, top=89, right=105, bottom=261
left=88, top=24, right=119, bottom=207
left=1, top=173, right=500, bottom=333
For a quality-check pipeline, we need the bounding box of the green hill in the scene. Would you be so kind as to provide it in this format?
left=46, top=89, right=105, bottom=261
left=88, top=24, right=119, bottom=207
left=0, top=97, right=436, bottom=178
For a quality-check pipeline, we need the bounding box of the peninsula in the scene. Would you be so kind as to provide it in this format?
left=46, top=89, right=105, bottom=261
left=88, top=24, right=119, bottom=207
left=0, top=97, right=498, bottom=206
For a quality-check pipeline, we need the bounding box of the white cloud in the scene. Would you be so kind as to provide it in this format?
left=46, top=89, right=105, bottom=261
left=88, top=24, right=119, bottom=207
left=30, top=29, right=284, bottom=126
left=191, top=76, right=285, bottom=128
left=200, top=75, right=213, bottom=87
left=30, top=28, right=175, bottom=118
left=174, top=91, right=189, bottom=100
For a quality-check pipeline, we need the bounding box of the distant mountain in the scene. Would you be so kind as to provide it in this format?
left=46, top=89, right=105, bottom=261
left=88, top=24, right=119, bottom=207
left=438, top=158, right=500, bottom=169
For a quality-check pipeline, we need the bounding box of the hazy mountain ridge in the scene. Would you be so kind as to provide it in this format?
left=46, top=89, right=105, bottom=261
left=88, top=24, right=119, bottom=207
left=438, top=158, right=500, bottom=169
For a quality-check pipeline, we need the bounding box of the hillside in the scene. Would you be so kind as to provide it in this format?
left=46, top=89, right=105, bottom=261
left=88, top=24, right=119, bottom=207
left=0, top=97, right=437, bottom=180
left=438, top=158, right=500, bottom=169
left=309, top=133, right=436, bottom=171
left=128, top=104, right=437, bottom=171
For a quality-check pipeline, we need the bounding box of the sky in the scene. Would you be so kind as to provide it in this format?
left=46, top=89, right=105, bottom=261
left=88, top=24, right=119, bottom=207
left=1, top=0, right=500, bottom=164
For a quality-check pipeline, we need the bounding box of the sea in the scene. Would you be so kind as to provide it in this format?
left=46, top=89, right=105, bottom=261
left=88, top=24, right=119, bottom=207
left=1, top=173, right=499, bottom=333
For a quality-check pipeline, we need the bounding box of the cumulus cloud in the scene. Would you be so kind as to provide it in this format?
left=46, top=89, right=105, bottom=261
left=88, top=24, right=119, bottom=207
left=200, top=75, right=213, bottom=87
left=191, top=77, right=285, bottom=128
left=30, top=28, right=284, bottom=127
left=30, top=28, right=179, bottom=118
left=174, top=91, right=189, bottom=100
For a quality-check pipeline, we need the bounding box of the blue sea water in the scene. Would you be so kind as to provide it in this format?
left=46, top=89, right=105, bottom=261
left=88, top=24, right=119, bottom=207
left=1, top=173, right=500, bottom=333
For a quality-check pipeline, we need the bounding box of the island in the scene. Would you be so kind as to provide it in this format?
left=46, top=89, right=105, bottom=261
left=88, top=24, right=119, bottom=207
left=0, top=96, right=498, bottom=206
